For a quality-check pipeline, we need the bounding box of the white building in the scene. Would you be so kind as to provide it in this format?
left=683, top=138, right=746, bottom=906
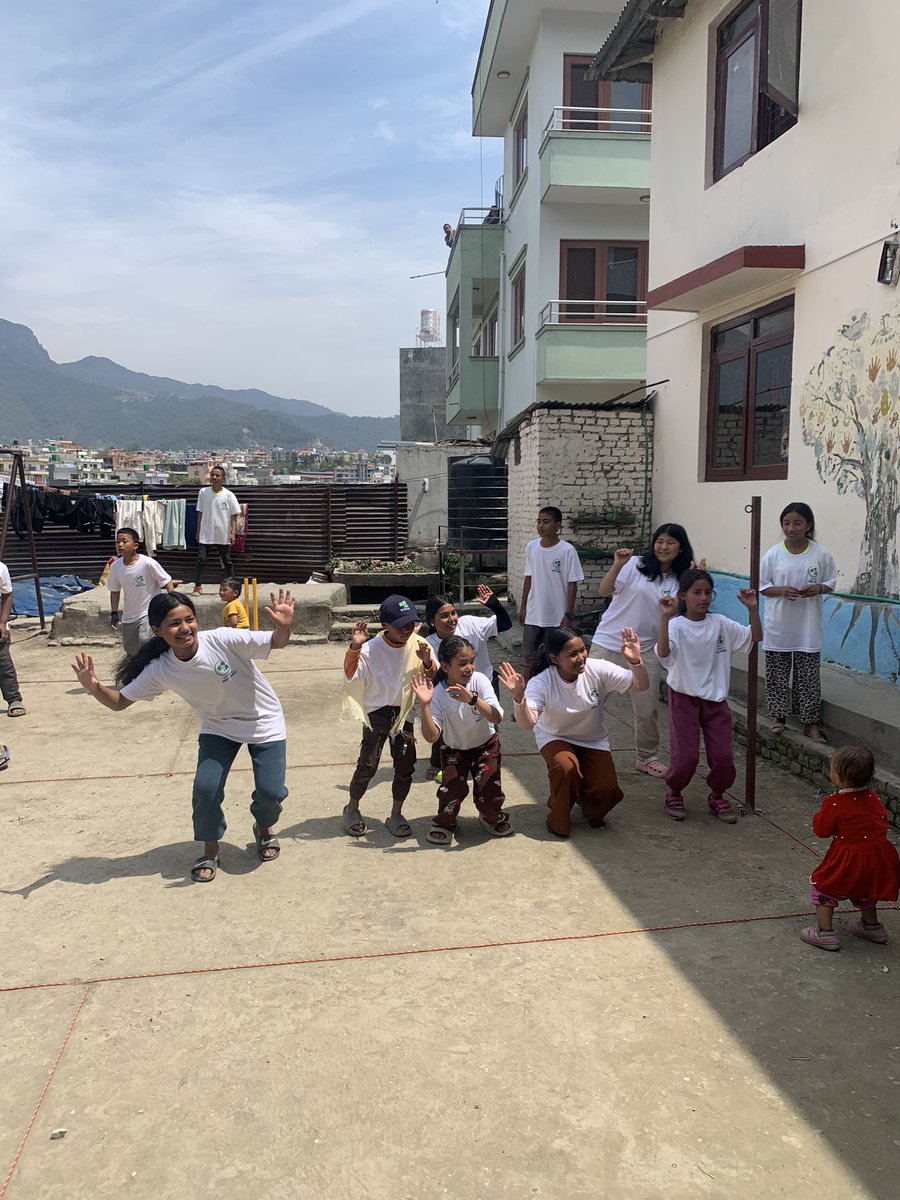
left=591, top=0, right=900, bottom=612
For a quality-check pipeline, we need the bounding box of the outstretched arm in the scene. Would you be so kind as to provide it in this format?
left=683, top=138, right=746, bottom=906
left=620, top=627, right=649, bottom=693
left=737, top=589, right=762, bottom=642
left=71, top=653, right=133, bottom=712
left=411, top=673, right=441, bottom=743
left=265, top=590, right=296, bottom=649
left=497, top=661, right=537, bottom=729
left=477, top=583, right=512, bottom=633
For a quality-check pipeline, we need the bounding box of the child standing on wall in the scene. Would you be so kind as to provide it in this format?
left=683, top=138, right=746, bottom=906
left=518, top=506, right=584, bottom=671
left=107, top=528, right=175, bottom=657
left=220, top=578, right=250, bottom=629
left=801, top=745, right=900, bottom=951
left=759, top=502, right=836, bottom=744
left=342, top=594, right=435, bottom=837
left=656, top=569, right=761, bottom=824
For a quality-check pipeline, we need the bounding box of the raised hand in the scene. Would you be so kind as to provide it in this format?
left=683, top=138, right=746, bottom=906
left=410, top=672, right=434, bottom=705
left=689, top=558, right=708, bottom=570
left=446, top=683, right=474, bottom=705
left=620, top=626, right=642, bottom=664
left=476, top=583, right=493, bottom=605
left=613, top=547, right=634, bottom=567
left=658, top=595, right=679, bottom=618
left=415, top=639, right=434, bottom=670
left=265, top=589, right=296, bottom=628
left=497, top=661, right=525, bottom=703
left=737, top=587, right=758, bottom=609
left=350, top=619, right=369, bottom=649
left=72, top=652, right=99, bottom=693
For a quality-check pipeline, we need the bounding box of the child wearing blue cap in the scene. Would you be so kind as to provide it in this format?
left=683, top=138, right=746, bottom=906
left=341, top=594, right=435, bottom=837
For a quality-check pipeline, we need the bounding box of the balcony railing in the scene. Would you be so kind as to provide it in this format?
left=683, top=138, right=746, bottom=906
left=543, top=106, right=652, bottom=136
left=540, top=300, right=648, bottom=325
left=448, top=359, right=460, bottom=390
left=454, top=206, right=505, bottom=232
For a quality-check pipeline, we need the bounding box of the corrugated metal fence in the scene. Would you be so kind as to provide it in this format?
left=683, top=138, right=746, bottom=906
left=1, top=483, right=408, bottom=584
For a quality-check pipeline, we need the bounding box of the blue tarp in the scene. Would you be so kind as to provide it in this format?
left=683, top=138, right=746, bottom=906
left=11, top=575, right=94, bottom=618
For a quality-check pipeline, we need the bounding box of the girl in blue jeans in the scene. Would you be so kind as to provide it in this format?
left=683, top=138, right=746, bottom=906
left=72, top=589, right=294, bottom=883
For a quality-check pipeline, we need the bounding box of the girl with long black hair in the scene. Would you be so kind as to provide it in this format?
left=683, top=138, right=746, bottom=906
left=589, top=523, right=700, bottom=779
left=71, top=589, right=294, bottom=883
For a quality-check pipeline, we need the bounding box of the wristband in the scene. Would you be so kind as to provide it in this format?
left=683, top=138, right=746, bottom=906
left=468, top=693, right=479, bottom=708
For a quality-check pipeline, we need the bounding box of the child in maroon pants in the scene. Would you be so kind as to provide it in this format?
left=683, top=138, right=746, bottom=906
left=656, top=569, right=761, bottom=824
left=412, top=635, right=512, bottom=844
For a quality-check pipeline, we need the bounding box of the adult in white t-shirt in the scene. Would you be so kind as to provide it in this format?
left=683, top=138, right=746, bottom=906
left=194, top=464, right=241, bottom=594
left=589, top=523, right=698, bottom=778
left=71, top=588, right=295, bottom=884
left=759, top=502, right=837, bottom=743
left=498, top=626, right=647, bottom=837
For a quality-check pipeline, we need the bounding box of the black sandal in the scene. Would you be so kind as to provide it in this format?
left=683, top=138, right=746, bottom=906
left=253, top=823, right=280, bottom=861
left=190, top=855, right=220, bottom=883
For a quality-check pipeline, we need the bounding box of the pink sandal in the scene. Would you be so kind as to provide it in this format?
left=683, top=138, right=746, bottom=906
left=665, top=795, right=686, bottom=821
left=636, top=758, right=668, bottom=778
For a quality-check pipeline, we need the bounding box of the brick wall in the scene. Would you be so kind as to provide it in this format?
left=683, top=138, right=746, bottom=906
left=506, top=403, right=654, bottom=618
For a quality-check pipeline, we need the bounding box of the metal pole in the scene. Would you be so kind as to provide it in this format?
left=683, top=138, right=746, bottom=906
left=745, top=496, right=762, bottom=812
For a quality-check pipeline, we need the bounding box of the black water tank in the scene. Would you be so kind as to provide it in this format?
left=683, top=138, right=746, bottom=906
left=447, top=455, right=508, bottom=550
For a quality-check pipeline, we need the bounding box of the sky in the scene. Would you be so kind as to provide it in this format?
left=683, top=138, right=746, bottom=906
left=0, top=0, right=501, bottom=416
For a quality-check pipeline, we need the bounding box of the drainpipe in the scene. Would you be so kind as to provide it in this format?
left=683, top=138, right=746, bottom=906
left=497, top=251, right=507, bottom=433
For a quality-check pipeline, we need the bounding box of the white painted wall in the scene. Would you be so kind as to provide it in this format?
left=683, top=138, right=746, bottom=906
left=646, top=0, right=900, bottom=596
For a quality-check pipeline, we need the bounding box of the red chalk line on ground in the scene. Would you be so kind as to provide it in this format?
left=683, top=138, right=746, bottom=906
left=0, top=909, right=835, bottom=996
left=0, top=987, right=90, bottom=1200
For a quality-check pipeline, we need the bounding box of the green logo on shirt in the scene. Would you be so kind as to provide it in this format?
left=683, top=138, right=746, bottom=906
left=134, top=574, right=145, bottom=586
left=214, top=659, right=235, bottom=679
left=588, top=687, right=600, bottom=705
left=807, top=566, right=819, bottom=581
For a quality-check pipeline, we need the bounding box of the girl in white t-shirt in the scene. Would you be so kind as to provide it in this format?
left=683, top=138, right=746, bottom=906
left=422, top=584, right=513, bottom=779
left=656, top=570, right=761, bottom=824
left=759, top=503, right=836, bottom=744
left=71, top=589, right=295, bottom=884
left=590, top=523, right=699, bottom=779
left=412, top=634, right=511, bottom=845
left=498, top=626, right=647, bottom=837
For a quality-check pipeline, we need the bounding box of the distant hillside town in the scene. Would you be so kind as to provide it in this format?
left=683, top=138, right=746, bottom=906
left=0, top=439, right=397, bottom=489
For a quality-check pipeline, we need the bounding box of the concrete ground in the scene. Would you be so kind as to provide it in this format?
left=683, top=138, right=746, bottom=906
left=1, top=632, right=899, bottom=1200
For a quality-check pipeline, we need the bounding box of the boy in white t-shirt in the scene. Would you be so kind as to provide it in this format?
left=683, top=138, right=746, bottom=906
left=518, top=506, right=584, bottom=670
left=108, top=528, right=174, bottom=657
left=193, top=464, right=241, bottom=594
left=342, top=594, right=435, bottom=838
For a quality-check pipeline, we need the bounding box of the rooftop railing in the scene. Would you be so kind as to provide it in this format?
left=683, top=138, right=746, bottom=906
left=543, top=106, right=652, bottom=136
left=455, top=206, right=505, bottom=230
left=540, top=299, right=648, bottom=326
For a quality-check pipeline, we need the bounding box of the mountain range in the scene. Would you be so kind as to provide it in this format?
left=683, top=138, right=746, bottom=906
left=0, top=319, right=399, bottom=453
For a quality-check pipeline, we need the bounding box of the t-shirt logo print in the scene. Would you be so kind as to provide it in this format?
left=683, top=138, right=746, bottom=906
left=588, top=687, right=600, bottom=706
left=214, top=659, right=235, bottom=680
left=134, top=574, right=145, bottom=587
left=807, top=566, right=819, bottom=582
left=551, top=559, right=562, bottom=574
left=715, top=634, right=727, bottom=654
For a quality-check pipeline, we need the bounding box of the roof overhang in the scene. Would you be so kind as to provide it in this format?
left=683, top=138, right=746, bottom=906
left=586, top=0, right=689, bottom=83
left=647, top=245, right=806, bottom=311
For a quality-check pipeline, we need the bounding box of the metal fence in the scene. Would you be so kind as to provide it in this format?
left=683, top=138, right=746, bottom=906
left=1, top=483, right=408, bottom=584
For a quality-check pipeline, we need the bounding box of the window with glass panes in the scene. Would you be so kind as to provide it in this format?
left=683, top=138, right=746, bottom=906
left=559, top=241, right=647, bottom=321
left=706, top=300, right=794, bottom=480
left=563, top=55, right=651, bottom=132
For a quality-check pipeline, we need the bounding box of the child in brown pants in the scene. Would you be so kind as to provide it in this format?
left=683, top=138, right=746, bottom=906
left=412, top=635, right=512, bottom=844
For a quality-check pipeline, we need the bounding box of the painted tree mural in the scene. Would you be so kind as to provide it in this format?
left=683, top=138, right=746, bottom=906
left=800, top=309, right=900, bottom=598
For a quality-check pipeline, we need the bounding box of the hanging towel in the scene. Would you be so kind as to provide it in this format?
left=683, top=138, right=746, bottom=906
left=162, top=498, right=187, bottom=550
left=142, top=499, right=166, bottom=553
left=115, top=499, right=144, bottom=541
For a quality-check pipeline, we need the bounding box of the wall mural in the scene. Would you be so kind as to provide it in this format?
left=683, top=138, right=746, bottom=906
left=800, top=308, right=900, bottom=599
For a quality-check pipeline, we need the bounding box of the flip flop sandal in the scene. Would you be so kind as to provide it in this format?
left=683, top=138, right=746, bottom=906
left=343, top=806, right=368, bottom=836
left=190, top=855, right=220, bottom=883
left=384, top=813, right=412, bottom=838
left=426, top=826, right=454, bottom=845
left=0, top=744, right=9, bottom=771
left=7, top=703, right=25, bottom=718
left=252, top=823, right=280, bottom=861
left=479, top=815, right=514, bottom=837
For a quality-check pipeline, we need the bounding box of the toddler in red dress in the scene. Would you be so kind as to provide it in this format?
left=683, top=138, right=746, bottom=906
left=801, top=745, right=900, bottom=951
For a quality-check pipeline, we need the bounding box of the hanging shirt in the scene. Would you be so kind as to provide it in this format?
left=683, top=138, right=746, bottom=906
left=759, top=541, right=838, bottom=653
left=429, top=671, right=502, bottom=750
left=106, top=554, right=172, bottom=624
left=592, top=556, right=678, bottom=653
left=656, top=613, right=753, bottom=702
left=523, top=539, right=584, bottom=627
left=120, top=629, right=285, bottom=743
left=115, top=499, right=144, bottom=541
left=524, top=659, right=634, bottom=752
left=196, top=486, right=241, bottom=545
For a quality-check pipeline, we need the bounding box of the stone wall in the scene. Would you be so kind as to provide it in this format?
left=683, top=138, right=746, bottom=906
left=505, top=403, right=654, bottom=616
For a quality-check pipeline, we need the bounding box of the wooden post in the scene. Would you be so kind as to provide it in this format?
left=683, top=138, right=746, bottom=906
left=251, top=578, right=259, bottom=631
left=745, top=496, right=762, bottom=812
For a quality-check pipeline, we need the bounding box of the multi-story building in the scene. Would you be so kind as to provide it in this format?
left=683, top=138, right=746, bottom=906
left=447, top=0, right=654, bottom=600
left=591, top=0, right=900, bottom=676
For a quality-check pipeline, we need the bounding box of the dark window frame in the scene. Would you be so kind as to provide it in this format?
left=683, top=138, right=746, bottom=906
left=705, top=297, right=794, bottom=481
left=558, top=239, right=648, bottom=323
left=713, top=0, right=802, bottom=182
left=562, top=55, right=652, bottom=132
left=513, top=103, right=528, bottom=187
left=511, top=268, right=526, bottom=347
